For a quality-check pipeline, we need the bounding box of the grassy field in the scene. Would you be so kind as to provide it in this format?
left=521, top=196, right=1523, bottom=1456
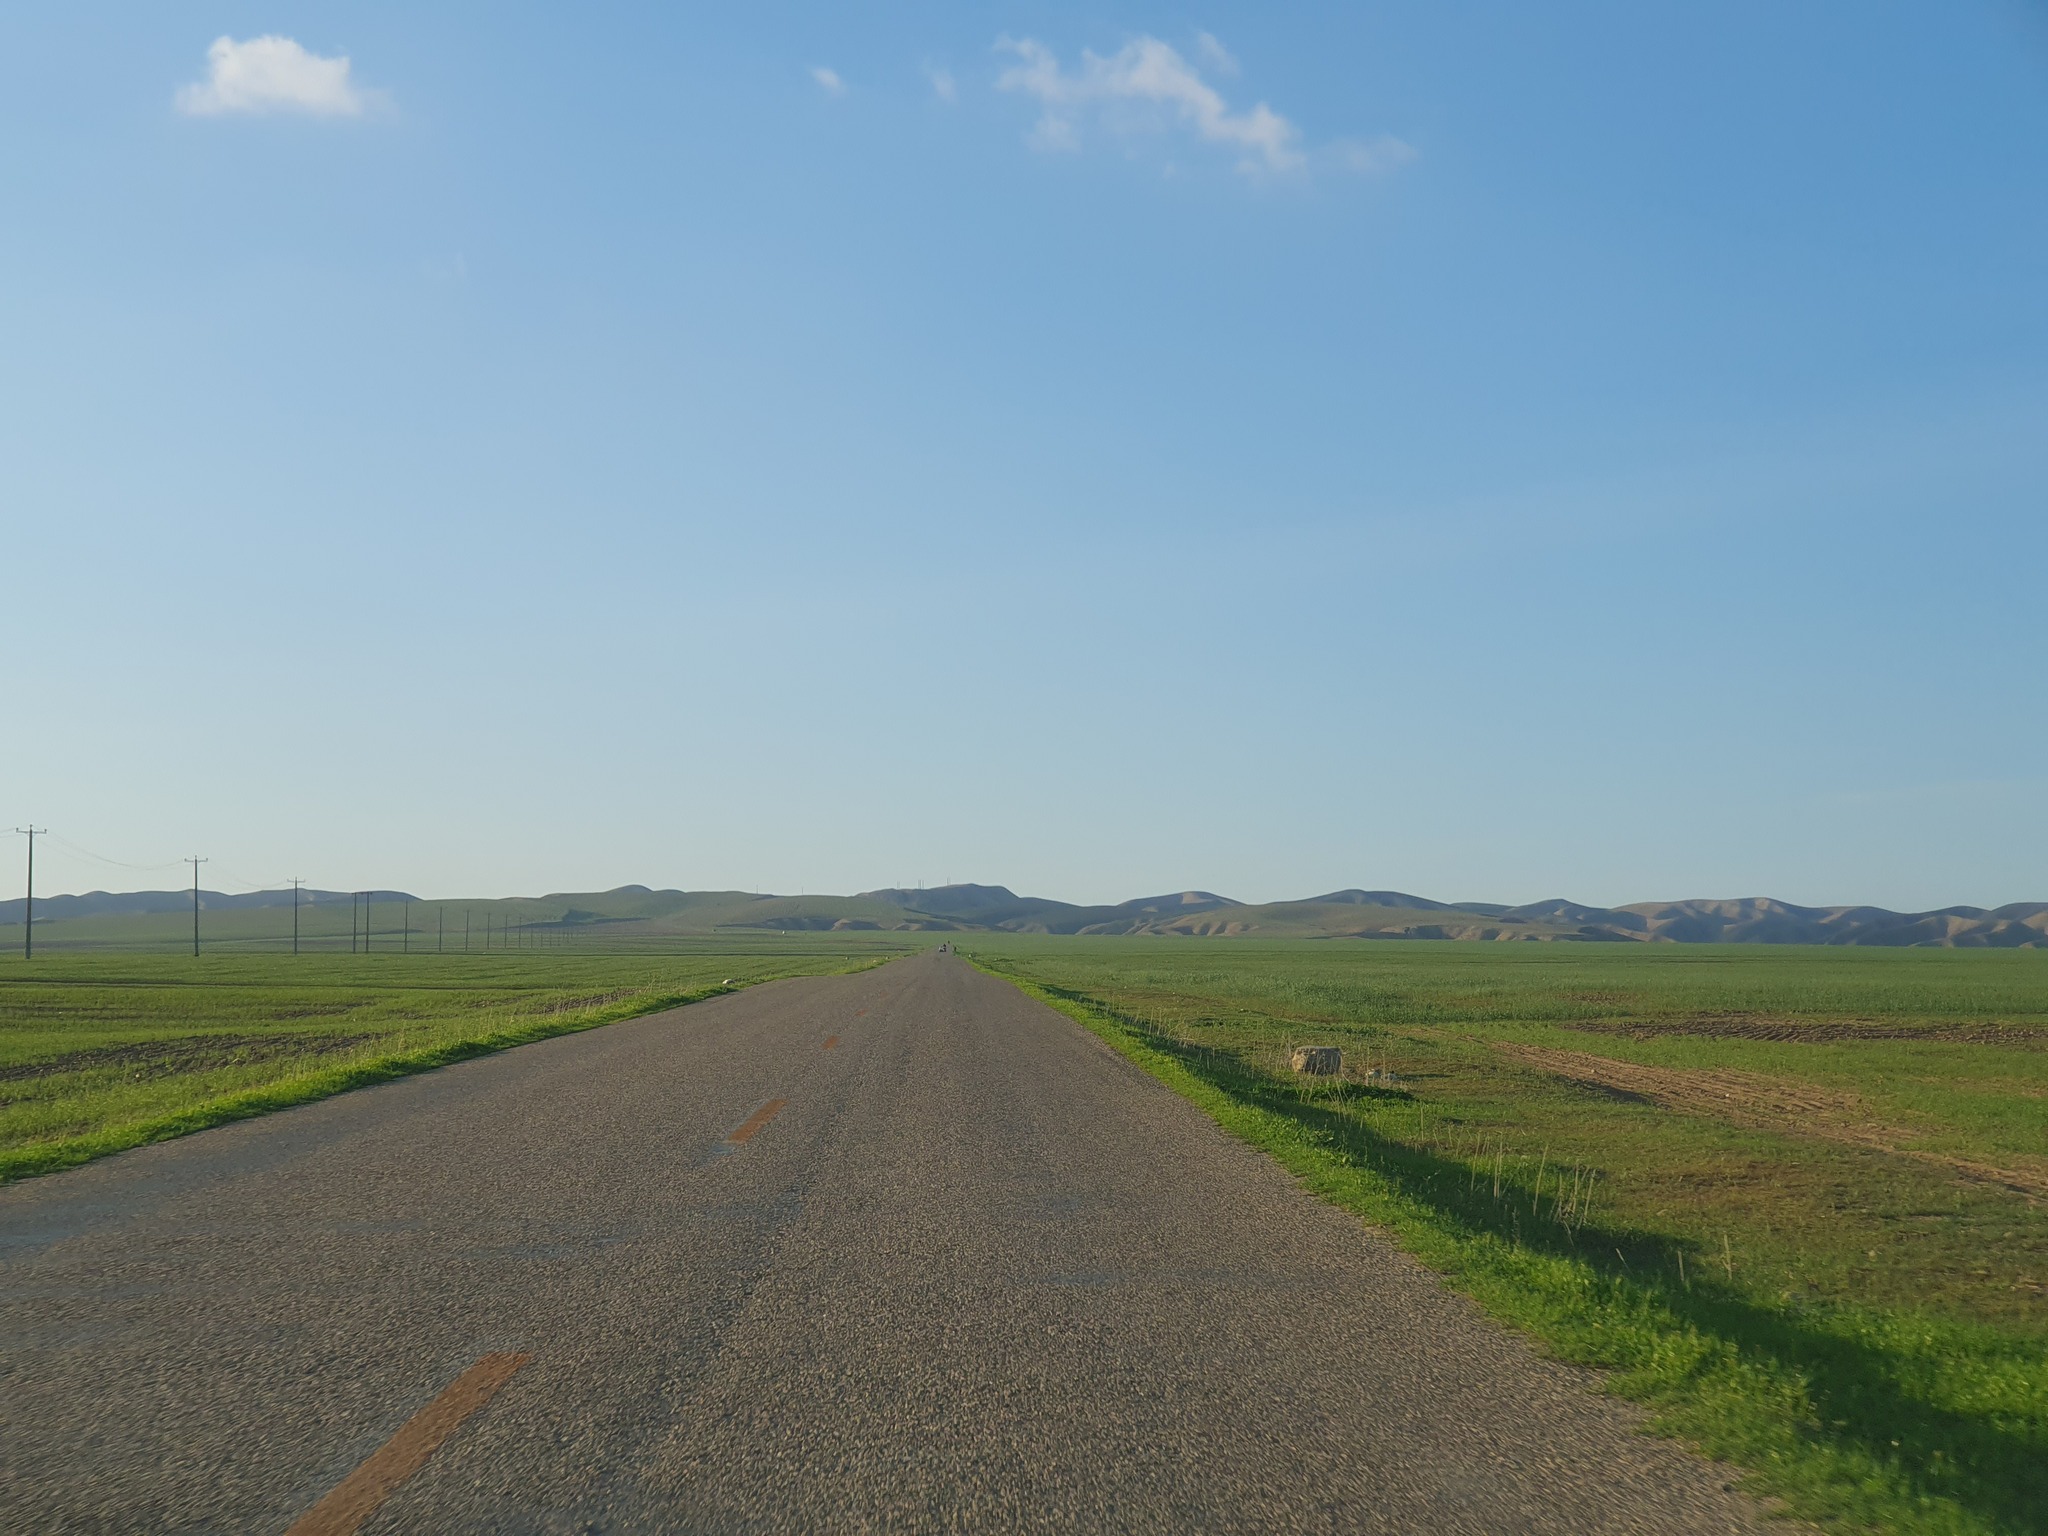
left=0, top=936, right=913, bottom=1181
left=9, top=930, right=2043, bottom=1529
left=966, top=938, right=2048, bottom=1536
left=0, top=885, right=953, bottom=953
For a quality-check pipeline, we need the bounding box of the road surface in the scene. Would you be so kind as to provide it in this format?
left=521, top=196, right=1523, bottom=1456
left=0, top=952, right=1781, bottom=1533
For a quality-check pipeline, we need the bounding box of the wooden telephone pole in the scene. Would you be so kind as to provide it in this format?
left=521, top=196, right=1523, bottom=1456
left=187, top=857, right=208, bottom=957
left=14, top=827, right=46, bottom=959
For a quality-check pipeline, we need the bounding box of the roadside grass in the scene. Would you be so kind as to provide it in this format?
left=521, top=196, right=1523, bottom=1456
left=0, top=939, right=910, bottom=1181
left=967, top=940, right=2048, bottom=1536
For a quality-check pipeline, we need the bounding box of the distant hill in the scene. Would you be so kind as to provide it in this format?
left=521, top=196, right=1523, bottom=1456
left=1609, top=897, right=2048, bottom=948
left=1309, top=890, right=1461, bottom=911
left=854, top=886, right=1240, bottom=935
left=4, top=882, right=2042, bottom=948
left=0, top=887, right=396, bottom=924
left=776, top=885, right=2047, bottom=946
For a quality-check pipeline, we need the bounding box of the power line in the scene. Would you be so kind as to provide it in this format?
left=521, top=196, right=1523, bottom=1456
left=44, top=832, right=184, bottom=873
left=208, top=867, right=297, bottom=895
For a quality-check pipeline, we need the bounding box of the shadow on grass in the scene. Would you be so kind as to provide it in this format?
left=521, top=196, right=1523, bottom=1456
left=1040, top=982, right=2048, bottom=1535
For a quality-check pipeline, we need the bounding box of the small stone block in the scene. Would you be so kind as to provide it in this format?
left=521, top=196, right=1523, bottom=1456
left=1291, top=1046, right=1342, bottom=1075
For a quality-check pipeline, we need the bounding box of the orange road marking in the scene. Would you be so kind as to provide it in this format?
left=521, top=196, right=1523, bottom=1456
left=285, top=1352, right=531, bottom=1536
left=725, top=1098, right=788, bottom=1146
left=822, top=1035, right=839, bottom=1050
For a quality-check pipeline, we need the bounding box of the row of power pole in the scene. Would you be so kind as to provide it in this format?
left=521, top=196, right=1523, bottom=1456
left=8, top=831, right=210, bottom=960
left=9, top=831, right=576, bottom=957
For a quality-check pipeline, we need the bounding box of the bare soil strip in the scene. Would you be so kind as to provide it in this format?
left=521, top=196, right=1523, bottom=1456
left=1563, top=1013, right=2048, bottom=1046
left=1494, top=1041, right=2048, bottom=1200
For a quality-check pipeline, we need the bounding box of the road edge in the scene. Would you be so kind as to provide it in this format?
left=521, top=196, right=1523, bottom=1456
left=962, top=958, right=1898, bottom=1536
left=0, top=961, right=894, bottom=1185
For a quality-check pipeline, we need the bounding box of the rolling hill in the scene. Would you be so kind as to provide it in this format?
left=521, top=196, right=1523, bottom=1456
left=3, top=884, right=2042, bottom=949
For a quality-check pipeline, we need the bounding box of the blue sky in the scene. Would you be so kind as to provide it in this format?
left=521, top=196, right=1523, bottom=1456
left=5, top=3, right=2046, bottom=909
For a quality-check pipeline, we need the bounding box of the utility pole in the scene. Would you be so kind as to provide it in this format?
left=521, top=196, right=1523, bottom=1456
left=464, top=908, right=470, bottom=951
left=404, top=898, right=411, bottom=954
left=438, top=906, right=444, bottom=953
left=14, top=827, right=45, bottom=960
left=364, top=892, right=373, bottom=953
left=188, top=857, right=208, bottom=957
left=290, top=878, right=304, bottom=956
left=350, top=892, right=359, bottom=953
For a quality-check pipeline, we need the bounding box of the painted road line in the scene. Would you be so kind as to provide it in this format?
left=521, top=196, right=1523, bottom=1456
left=822, top=1036, right=839, bottom=1050
left=724, top=1098, right=789, bottom=1148
left=285, top=1352, right=531, bottom=1536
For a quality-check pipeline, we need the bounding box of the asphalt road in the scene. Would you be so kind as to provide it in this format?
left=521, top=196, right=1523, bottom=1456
left=0, top=952, right=1783, bottom=1533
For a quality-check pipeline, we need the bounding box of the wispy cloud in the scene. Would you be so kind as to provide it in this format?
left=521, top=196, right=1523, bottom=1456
left=1332, top=134, right=1418, bottom=175
left=994, top=34, right=1411, bottom=179
left=175, top=35, right=373, bottom=118
left=927, top=64, right=958, bottom=104
left=996, top=34, right=1302, bottom=173
left=811, top=66, right=846, bottom=97
left=1194, top=33, right=1239, bottom=77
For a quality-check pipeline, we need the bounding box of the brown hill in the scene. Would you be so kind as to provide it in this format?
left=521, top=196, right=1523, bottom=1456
left=9, top=885, right=2042, bottom=948
left=1614, top=898, right=2048, bottom=948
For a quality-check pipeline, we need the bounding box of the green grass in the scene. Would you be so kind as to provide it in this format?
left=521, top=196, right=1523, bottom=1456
left=966, top=938, right=2048, bottom=1536
left=2, top=886, right=943, bottom=953
left=0, top=936, right=914, bottom=1181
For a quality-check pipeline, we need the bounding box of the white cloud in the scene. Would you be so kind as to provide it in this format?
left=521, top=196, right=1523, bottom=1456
left=995, top=35, right=1303, bottom=173
left=1194, top=33, right=1239, bottom=77
left=1029, top=114, right=1081, bottom=153
left=1332, top=133, right=1418, bottom=175
left=927, top=65, right=958, bottom=103
left=175, top=35, right=371, bottom=118
left=811, top=66, right=846, bottom=96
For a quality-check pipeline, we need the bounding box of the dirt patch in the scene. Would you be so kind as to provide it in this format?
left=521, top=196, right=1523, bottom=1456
left=1565, top=1013, right=2048, bottom=1047
left=0, top=1032, right=377, bottom=1087
left=1494, top=1040, right=2048, bottom=1200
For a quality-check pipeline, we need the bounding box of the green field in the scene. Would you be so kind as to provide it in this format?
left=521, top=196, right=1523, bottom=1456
left=8, top=931, right=2044, bottom=1531
left=0, top=937, right=912, bottom=1181
left=965, top=938, right=2048, bottom=1536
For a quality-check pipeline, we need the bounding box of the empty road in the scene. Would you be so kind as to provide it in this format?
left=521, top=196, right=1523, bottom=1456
left=0, top=952, right=1780, bottom=1533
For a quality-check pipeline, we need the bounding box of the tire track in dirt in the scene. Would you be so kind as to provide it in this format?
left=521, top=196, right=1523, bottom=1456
left=1493, top=1041, right=2048, bottom=1200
